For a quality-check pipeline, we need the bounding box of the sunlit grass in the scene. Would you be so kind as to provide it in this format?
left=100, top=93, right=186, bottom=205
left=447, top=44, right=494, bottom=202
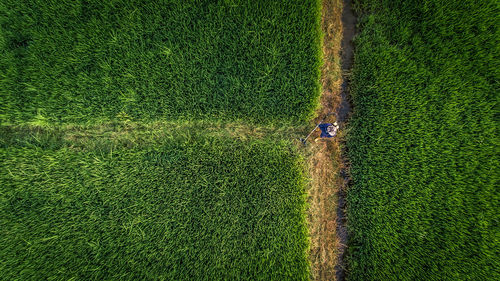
left=0, top=128, right=310, bottom=280
left=0, top=0, right=321, bottom=124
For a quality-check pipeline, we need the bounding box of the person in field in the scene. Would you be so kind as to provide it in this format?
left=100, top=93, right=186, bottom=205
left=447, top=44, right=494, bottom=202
left=315, top=122, right=339, bottom=142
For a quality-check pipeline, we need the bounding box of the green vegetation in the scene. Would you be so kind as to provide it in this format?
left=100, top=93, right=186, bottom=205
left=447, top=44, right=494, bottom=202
left=0, top=0, right=323, bottom=279
left=0, top=0, right=321, bottom=124
left=0, top=126, right=309, bottom=280
left=347, top=0, right=499, bottom=280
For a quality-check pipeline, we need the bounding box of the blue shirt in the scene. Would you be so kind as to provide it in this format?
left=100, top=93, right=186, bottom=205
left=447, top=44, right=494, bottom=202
left=319, top=123, right=334, bottom=138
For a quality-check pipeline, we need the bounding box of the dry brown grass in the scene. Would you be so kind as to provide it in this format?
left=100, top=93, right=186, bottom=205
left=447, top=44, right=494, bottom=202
left=306, top=0, right=344, bottom=280
left=318, top=0, right=343, bottom=119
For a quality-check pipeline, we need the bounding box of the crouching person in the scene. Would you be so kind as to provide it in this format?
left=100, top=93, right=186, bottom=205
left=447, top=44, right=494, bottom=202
left=315, top=122, right=339, bottom=142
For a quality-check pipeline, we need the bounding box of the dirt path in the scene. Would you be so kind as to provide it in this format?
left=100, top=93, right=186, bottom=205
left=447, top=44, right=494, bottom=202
left=307, top=0, right=355, bottom=280
left=335, top=0, right=356, bottom=280
left=338, top=0, right=355, bottom=122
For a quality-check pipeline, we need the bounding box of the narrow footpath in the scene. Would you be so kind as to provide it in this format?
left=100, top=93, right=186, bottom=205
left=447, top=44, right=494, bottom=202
left=306, top=0, right=355, bottom=280
left=335, top=0, right=356, bottom=280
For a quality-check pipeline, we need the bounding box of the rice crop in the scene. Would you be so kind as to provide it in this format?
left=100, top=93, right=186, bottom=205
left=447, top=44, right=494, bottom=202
left=0, top=128, right=310, bottom=280
left=0, top=0, right=321, bottom=124
left=347, top=0, right=499, bottom=280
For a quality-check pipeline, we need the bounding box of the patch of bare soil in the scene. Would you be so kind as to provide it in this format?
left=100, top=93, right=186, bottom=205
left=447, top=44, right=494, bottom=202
left=307, top=0, right=355, bottom=280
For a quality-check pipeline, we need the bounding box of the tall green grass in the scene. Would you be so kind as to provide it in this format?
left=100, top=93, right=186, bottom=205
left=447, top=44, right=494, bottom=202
left=0, top=128, right=309, bottom=280
left=0, top=1, right=323, bottom=279
left=0, top=0, right=321, bottom=124
left=347, top=0, right=499, bottom=280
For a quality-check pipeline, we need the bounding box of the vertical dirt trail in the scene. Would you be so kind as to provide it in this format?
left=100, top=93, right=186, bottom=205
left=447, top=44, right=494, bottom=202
left=307, top=0, right=355, bottom=280
left=338, top=0, right=355, bottom=122
left=335, top=0, right=356, bottom=279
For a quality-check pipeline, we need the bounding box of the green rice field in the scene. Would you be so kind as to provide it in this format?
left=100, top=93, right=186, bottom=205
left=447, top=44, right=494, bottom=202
left=0, top=0, right=321, bottom=124
left=347, top=0, right=499, bottom=280
left=1, top=0, right=498, bottom=280
left=0, top=0, right=321, bottom=279
left=0, top=126, right=309, bottom=280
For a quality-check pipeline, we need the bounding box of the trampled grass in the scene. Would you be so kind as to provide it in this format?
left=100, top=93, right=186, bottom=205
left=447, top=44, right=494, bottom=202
left=0, top=0, right=321, bottom=124
left=347, top=0, right=499, bottom=280
left=0, top=127, right=310, bottom=280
